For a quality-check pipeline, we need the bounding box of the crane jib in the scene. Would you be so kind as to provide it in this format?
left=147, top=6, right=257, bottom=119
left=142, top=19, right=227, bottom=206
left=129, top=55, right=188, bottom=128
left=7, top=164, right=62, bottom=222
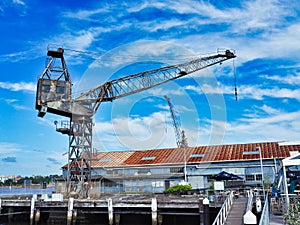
left=76, top=50, right=236, bottom=113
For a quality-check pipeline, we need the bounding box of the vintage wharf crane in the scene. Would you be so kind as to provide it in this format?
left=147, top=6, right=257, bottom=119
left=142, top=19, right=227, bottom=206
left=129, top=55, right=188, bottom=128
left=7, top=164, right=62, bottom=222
left=164, top=95, right=188, bottom=148
left=35, top=47, right=236, bottom=198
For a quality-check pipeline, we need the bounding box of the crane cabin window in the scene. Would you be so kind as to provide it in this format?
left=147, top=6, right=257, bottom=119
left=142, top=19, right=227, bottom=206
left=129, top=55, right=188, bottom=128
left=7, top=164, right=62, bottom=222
left=56, top=85, right=65, bottom=94
left=42, top=84, right=50, bottom=92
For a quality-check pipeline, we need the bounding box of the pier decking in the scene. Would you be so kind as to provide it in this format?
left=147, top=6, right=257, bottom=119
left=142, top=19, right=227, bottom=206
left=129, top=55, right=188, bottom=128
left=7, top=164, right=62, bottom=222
left=0, top=193, right=215, bottom=225
left=224, top=197, right=247, bottom=225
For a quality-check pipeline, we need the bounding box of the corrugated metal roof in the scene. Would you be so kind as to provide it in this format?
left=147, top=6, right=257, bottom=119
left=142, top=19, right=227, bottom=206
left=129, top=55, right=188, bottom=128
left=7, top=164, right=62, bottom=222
left=92, top=151, right=134, bottom=168
left=85, top=141, right=300, bottom=168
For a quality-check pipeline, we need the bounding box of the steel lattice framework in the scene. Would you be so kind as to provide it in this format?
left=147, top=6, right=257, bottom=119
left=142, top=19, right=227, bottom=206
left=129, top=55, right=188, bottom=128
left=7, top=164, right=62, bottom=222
left=35, top=47, right=236, bottom=198
left=164, top=95, right=188, bottom=148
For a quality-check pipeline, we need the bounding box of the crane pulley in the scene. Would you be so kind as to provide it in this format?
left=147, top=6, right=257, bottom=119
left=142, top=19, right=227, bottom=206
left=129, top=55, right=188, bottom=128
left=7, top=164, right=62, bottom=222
left=35, top=47, right=236, bottom=198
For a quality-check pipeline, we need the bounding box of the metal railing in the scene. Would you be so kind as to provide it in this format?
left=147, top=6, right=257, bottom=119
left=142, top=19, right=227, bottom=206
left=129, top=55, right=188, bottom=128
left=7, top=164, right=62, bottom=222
left=259, top=193, right=269, bottom=225
left=212, top=191, right=234, bottom=225
left=246, top=189, right=253, bottom=212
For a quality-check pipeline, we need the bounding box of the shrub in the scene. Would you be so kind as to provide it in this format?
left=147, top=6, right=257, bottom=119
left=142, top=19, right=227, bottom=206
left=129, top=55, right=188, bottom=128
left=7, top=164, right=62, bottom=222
left=164, top=184, right=192, bottom=194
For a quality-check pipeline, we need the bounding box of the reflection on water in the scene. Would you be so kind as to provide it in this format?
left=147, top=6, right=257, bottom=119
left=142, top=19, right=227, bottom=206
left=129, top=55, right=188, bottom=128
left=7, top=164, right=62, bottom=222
left=0, top=187, right=55, bottom=225
left=0, top=187, right=54, bottom=196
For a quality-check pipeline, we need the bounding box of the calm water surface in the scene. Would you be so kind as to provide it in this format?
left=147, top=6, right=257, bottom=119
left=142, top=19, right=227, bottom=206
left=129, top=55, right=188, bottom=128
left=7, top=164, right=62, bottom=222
left=0, top=187, right=54, bottom=196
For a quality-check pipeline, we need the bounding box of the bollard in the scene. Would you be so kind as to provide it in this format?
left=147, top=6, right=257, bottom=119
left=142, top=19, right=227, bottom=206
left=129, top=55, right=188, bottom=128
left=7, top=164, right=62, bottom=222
left=108, top=198, right=113, bottom=225
left=73, top=209, right=77, bottom=224
left=30, top=197, right=35, bottom=225
left=0, top=198, right=1, bottom=214
left=243, top=210, right=257, bottom=224
left=8, top=207, right=13, bottom=224
left=203, top=198, right=209, bottom=225
left=151, top=198, right=158, bottom=225
left=67, top=197, right=74, bottom=225
left=158, top=214, right=163, bottom=225
left=115, top=213, right=121, bottom=225
left=35, top=209, right=40, bottom=225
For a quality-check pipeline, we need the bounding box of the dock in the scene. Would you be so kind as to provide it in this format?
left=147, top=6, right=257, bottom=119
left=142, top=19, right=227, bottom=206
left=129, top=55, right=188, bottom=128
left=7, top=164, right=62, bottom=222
left=224, top=197, right=247, bottom=225
left=0, top=193, right=217, bottom=225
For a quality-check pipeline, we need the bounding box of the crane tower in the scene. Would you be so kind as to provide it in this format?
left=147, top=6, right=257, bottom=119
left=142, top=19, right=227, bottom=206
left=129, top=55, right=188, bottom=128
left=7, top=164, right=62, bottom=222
left=164, top=95, right=188, bottom=148
left=35, top=48, right=236, bottom=198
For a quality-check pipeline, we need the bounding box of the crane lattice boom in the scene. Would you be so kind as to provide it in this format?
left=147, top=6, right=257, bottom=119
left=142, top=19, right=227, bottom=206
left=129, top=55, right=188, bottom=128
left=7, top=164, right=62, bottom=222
left=75, top=49, right=235, bottom=114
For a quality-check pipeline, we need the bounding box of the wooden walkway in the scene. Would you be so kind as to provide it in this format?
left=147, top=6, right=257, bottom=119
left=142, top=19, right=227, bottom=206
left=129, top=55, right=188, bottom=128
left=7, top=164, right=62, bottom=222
left=224, top=197, right=248, bottom=225
left=270, top=208, right=284, bottom=225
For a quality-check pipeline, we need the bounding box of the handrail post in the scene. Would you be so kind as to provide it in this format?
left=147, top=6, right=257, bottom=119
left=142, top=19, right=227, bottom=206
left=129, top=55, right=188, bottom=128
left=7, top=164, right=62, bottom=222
left=203, top=198, right=210, bottom=225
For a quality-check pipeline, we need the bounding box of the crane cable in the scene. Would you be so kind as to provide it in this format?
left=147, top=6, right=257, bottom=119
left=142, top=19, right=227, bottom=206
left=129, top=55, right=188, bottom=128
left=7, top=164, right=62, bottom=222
left=62, top=47, right=207, bottom=63
left=233, top=58, right=238, bottom=101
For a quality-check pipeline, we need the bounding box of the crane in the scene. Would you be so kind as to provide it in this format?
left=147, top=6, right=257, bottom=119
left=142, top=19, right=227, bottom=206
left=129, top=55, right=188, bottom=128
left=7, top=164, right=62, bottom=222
left=35, top=48, right=236, bottom=198
left=164, top=95, right=188, bottom=148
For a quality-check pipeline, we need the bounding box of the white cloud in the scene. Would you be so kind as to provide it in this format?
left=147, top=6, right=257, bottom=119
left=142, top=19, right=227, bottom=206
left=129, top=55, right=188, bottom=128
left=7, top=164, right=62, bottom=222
left=185, top=83, right=300, bottom=101
left=238, top=85, right=300, bottom=101
left=0, top=81, right=36, bottom=92
left=223, top=108, right=300, bottom=143
left=63, top=8, right=109, bottom=20
left=4, top=99, right=31, bottom=111
left=13, top=0, right=25, bottom=6
left=264, top=73, right=300, bottom=86
left=126, top=0, right=291, bottom=33
left=94, top=111, right=173, bottom=150
left=0, top=50, right=32, bottom=63
left=0, top=142, right=22, bottom=154
left=260, top=104, right=282, bottom=115
left=147, top=87, right=185, bottom=96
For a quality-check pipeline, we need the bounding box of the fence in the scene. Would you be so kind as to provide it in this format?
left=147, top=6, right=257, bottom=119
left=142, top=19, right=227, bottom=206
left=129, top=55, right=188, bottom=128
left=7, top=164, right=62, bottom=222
left=281, top=195, right=300, bottom=224
left=258, top=193, right=269, bottom=225
left=211, top=191, right=234, bottom=225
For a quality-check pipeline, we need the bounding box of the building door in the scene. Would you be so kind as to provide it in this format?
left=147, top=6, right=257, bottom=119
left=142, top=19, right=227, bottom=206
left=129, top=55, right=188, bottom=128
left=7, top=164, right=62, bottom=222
left=165, top=180, right=170, bottom=190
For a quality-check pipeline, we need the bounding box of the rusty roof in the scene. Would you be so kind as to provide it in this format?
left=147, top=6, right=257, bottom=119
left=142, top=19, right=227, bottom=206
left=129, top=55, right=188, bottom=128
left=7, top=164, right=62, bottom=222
left=89, top=141, right=300, bottom=168
left=92, top=151, right=134, bottom=168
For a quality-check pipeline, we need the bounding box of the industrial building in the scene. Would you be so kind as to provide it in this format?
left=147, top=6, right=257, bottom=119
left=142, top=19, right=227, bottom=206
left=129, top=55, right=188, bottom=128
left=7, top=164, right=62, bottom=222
left=57, top=141, right=300, bottom=195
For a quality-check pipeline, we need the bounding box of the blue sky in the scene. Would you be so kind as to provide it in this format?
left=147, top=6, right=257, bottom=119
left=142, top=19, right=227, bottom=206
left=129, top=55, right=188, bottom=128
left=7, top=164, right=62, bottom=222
left=1, top=0, right=300, bottom=176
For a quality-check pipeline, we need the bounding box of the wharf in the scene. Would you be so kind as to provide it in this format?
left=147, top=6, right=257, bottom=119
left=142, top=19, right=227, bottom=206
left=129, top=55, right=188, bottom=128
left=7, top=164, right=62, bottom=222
left=1, top=193, right=203, bottom=209
left=0, top=193, right=214, bottom=225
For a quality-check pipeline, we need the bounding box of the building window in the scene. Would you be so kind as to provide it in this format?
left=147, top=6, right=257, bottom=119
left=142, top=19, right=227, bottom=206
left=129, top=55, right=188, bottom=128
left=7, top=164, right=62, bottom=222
left=190, top=153, right=205, bottom=158
left=142, top=156, right=156, bottom=161
left=246, top=174, right=262, bottom=181
left=170, top=167, right=184, bottom=173
left=99, top=158, right=112, bottom=163
left=256, top=174, right=262, bottom=181
left=104, top=180, right=114, bottom=187
left=106, top=170, right=118, bottom=176
left=246, top=175, right=255, bottom=181
left=137, top=168, right=150, bottom=175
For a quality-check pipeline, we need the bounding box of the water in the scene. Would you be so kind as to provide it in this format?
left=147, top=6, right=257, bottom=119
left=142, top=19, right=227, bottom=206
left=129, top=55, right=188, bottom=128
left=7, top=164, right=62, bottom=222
left=0, top=188, right=55, bottom=225
left=0, top=187, right=54, bottom=196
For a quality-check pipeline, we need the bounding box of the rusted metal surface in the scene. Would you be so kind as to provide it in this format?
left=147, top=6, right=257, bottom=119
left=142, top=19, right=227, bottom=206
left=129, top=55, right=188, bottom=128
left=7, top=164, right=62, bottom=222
left=90, top=142, right=299, bottom=168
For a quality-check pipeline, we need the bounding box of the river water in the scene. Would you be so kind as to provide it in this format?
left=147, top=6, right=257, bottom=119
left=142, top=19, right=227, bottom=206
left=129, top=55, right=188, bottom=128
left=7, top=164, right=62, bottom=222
left=0, top=187, right=55, bottom=225
left=0, top=187, right=55, bottom=196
